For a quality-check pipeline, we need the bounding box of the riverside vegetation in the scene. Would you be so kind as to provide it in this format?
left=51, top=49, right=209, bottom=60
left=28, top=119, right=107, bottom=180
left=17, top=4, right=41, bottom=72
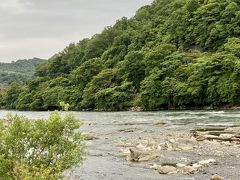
left=0, top=111, right=85, bottom=179
left=0, top=0, right=240, bottom=111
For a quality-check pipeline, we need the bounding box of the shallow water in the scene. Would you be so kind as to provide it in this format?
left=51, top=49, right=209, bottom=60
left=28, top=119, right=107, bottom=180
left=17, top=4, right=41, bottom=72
left=1, top=110, right=240, bottom=179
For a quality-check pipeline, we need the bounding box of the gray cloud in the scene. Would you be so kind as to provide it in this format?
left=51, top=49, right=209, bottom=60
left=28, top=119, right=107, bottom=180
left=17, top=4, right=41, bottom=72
left=0, top=0, right=153, bottom=62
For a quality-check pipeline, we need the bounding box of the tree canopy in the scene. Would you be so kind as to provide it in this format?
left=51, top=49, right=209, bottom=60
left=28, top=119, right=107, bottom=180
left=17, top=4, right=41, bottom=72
left=0, top=0, right=239, bottom=110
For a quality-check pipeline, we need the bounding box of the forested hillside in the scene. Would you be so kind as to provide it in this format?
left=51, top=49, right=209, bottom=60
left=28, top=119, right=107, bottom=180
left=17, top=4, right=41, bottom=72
left=0, top=58, right=45, bottom=86
left=0, top=0, right=239, bottom=110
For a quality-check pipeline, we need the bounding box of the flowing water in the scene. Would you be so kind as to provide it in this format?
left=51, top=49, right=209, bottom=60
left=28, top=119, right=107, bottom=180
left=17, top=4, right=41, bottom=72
left=1, top=110, right=240, bottom=179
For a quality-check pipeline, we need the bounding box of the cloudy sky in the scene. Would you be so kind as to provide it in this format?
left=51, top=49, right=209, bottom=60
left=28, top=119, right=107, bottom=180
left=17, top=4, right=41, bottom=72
left=0, top=0, right=153, bottom=62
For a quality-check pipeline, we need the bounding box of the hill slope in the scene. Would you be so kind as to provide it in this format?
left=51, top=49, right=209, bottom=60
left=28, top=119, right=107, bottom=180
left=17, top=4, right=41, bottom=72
left=0, top=58, right=45, bottom=86
left=0, top=0, right=239, bottom=110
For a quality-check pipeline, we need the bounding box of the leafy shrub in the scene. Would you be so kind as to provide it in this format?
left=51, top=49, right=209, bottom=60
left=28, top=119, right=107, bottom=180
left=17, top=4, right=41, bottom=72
left=0, top=112, right=85, bottom=179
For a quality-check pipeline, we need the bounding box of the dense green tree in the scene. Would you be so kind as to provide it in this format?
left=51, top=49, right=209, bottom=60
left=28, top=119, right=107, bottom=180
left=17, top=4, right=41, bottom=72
left=0, top=0, right=240, bottom=110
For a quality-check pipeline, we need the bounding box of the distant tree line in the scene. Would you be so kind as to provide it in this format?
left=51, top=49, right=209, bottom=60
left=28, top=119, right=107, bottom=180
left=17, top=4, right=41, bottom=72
left=0, top=58, right=45, bottom=86
left=0, top=0, right=239, bottom=110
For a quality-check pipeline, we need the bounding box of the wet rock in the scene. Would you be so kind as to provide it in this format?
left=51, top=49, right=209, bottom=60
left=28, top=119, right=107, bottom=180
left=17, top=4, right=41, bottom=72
left=210, top=174, right=222, bottom=180
left=182, top=166, right=197, bottom=174
left=158, top=165, right=178, bottom=174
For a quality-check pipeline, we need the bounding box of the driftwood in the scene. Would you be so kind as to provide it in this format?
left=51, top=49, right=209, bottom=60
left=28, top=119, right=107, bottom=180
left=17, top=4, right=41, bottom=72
left=191, top=127, right=240, bottom=142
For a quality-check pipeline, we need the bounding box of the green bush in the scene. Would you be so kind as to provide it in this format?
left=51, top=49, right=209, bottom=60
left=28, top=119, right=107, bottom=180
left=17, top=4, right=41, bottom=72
left=0, top=112, right=85, bottom=179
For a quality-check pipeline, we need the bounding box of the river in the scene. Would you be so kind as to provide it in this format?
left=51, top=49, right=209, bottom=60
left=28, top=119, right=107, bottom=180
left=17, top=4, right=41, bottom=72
left=1, top=110, right=240, bottom=180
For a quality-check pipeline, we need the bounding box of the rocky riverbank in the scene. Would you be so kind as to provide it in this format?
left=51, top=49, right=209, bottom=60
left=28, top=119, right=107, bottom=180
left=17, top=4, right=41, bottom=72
left=113, top=127, right=240, bottom=179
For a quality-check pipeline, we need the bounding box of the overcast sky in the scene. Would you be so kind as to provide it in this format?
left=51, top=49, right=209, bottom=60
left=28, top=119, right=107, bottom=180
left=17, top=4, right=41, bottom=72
left=0, top=0, right=153, bottom=62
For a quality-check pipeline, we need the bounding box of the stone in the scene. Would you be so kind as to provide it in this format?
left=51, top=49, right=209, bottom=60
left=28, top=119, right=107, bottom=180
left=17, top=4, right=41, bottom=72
left=182, top=166, right=196, bottom=174
left=210, top=174, right=222, bottom=180
left=158, top=165, right=178, bottom=174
